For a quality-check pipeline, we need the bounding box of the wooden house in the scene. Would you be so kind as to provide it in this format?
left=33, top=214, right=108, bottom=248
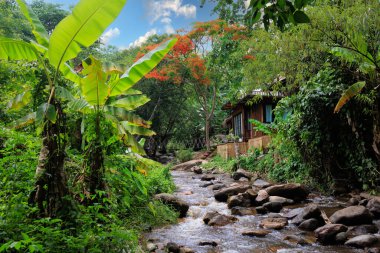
left=217, top=90, right=283, bottom=159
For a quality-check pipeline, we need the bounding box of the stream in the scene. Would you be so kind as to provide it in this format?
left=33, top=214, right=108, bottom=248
left=145, top=170, right=365, bottom=253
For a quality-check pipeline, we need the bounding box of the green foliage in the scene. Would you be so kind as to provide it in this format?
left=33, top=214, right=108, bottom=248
left=203, top=155, right=238, bottom=172
left=176, top=149, right=193, bottom=163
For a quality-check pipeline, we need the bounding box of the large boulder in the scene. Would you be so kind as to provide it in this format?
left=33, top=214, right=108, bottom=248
left=214, top=185, right=251, bottom=202
left=259, top=217, right=288, bottom=230
left=203, top=211, right=238, bottom=226
left=265, top=183, right=309, bottom=201
left=252, top=179, right=272, bottom=188
left=315, top=224, right=348, bottom=244
left=263, top=201, right=283, bottom=213
left=200, top=174, right=216, bottom=181
left=154, top=193, right=189, bottom=218
left=172, top=159, right=205, bottom=171
left=291, top=204, right=322, bottom=225
left=227, top=193, right=252, bottom=208
left=298, top=218, right=320, bottom=231
left=269, top=196, right=294, bottom=205
left=345, top=234, right=378, bottom=248
left=346, top=224, right=379, bottom=238
left=232, top=169, right=254, bottom=180
left=329, top=206, right=373, bottom=226
left=191, top=166, right=203, bottom=174
left=367, top=198, right=380, bottom=218
left=255, top=190, right=269, bottom=205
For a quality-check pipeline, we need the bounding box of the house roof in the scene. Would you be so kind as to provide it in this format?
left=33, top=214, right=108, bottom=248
left=222, top=89, right=284, bottom=110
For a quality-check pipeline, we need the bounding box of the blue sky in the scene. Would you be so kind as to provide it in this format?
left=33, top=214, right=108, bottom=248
left=41, top=0, right=216, bottom=49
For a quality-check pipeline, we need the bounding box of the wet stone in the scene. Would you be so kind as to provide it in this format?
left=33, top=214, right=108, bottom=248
left=231, top=207, right=257, bottom=216
left=263, top=201, right=283, bottom=213
left=200, top=182, right=213, bottom=187
left=256, top=206, right=267, bottom=214
left=260, top=217, right=288, bottom=230
left=201, top=174, right=216, bottom=181
left=335, top=232, right=347, bottom=244
left=211, top=183, right=225, bottom=191
left=255, top=189, right=269, bottom=205
left=252, top=179, right=272, bottom=188
left=199, top=241, right=218, bottom=247
left=283, top=235, right=311, bottom=245
left=329, top=205, right=373, bottom=226
left=345, top=234, right=378, bottom=248
left=191, top=166, right=202, bottom=174
left=166, top=242, right=180, bottom=253
left=315, top=224, right=348, bottom=244
left=298, top=218, right=320, bottom=231
left=214, top=185, right=251, bottom=202
left=346, top=224, right=379, bottom=238
left=242, top=229, right=271, bottom=237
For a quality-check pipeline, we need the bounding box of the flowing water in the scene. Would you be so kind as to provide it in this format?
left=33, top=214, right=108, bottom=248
left=145, top=170, right=365, bottom=253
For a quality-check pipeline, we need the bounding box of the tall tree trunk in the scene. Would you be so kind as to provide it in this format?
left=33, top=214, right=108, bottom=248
left=205, top=117, right=211, bottom=151
left=373, top=92, right=380, bottom=164
left=29, top=100, right=71, bottom=217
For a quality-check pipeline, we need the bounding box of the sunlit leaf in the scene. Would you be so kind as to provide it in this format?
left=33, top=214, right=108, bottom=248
left=48, top=0, right=127, bottom=69
left=0, top=37, right=39, bottom=61
left=109, top=38, right=178, bottom=96
left=6, top=91, right=32, bottom=111
left=120, top=121, right=155, bottom=136
left=110, top=95, right=150, bottom=111
left=16, top=0, right=49, bottom=48
left=334, top=81, right=366, bottom=113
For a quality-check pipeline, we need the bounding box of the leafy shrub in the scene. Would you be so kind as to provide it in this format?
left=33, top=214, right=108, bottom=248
left=166, top=140, right=186, bottom=153
left=176, top=149, right=193, bottom=163
left=202, top=155, right=238, bottom=172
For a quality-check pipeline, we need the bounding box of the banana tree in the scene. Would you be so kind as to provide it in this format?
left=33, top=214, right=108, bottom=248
left=60, top=39, right=177, bottom=199
left=1, top=0, right=127, bottom=216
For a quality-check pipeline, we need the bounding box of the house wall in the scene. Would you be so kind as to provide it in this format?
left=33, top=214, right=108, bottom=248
left=228, top=97, right=279, bottom=141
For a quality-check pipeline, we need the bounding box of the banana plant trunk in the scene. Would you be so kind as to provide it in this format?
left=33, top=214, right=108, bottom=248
left=30, top=100, right=70, bottom=217
left=88, top=112, right=105, bottom=198
left=373, top=92, right=380, bottom=164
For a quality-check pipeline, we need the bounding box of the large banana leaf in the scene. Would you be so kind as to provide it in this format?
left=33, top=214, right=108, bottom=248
left=117, top=125, right=146, bottom=155
left=16, top=0, right=49, bottom=48
left=61, top=63, right=80, bottom=83
left=55, top=86, right=75, bottom=101
left=120, top=121, right=155, bottom=136
left=6, top=91, right=32, bottom=111
left=0, top=37, right=39, bottom=61
left=110, top=95, right=150, bottom=111
left=81, top=56, right=108, bottom=106
left=104, top=106, right=148, bottom=127
left=48, top=0, right=127, bottom=70
left=13, top=112, right=36, bottom=129
left=334, top=81, right=366, bottom=113
left=109, top=38, right=178, bottom=96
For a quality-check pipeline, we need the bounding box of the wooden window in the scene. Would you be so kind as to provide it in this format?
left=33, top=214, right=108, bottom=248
left=233, top=113, right=242, bottom=137
left=246, top=107, right=253, bottom=130
left=264, top=104, right=274, bottom=123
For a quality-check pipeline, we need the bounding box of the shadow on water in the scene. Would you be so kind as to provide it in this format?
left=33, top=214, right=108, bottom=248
left=145, top=170, right=364, bottom=253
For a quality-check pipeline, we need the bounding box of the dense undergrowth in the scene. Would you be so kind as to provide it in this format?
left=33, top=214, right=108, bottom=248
left=0, top=126, right=177, bottom=252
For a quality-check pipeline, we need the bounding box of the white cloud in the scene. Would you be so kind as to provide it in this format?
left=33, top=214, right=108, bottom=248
left=128, top=29, right=158, bottom=48
left=100, top=27, right=120, bottom=45
left=146, top=0, right=196, bottom=28
left=164, top=24, right=175, bottom=34
left=161, top=17, right=172, bottom=24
